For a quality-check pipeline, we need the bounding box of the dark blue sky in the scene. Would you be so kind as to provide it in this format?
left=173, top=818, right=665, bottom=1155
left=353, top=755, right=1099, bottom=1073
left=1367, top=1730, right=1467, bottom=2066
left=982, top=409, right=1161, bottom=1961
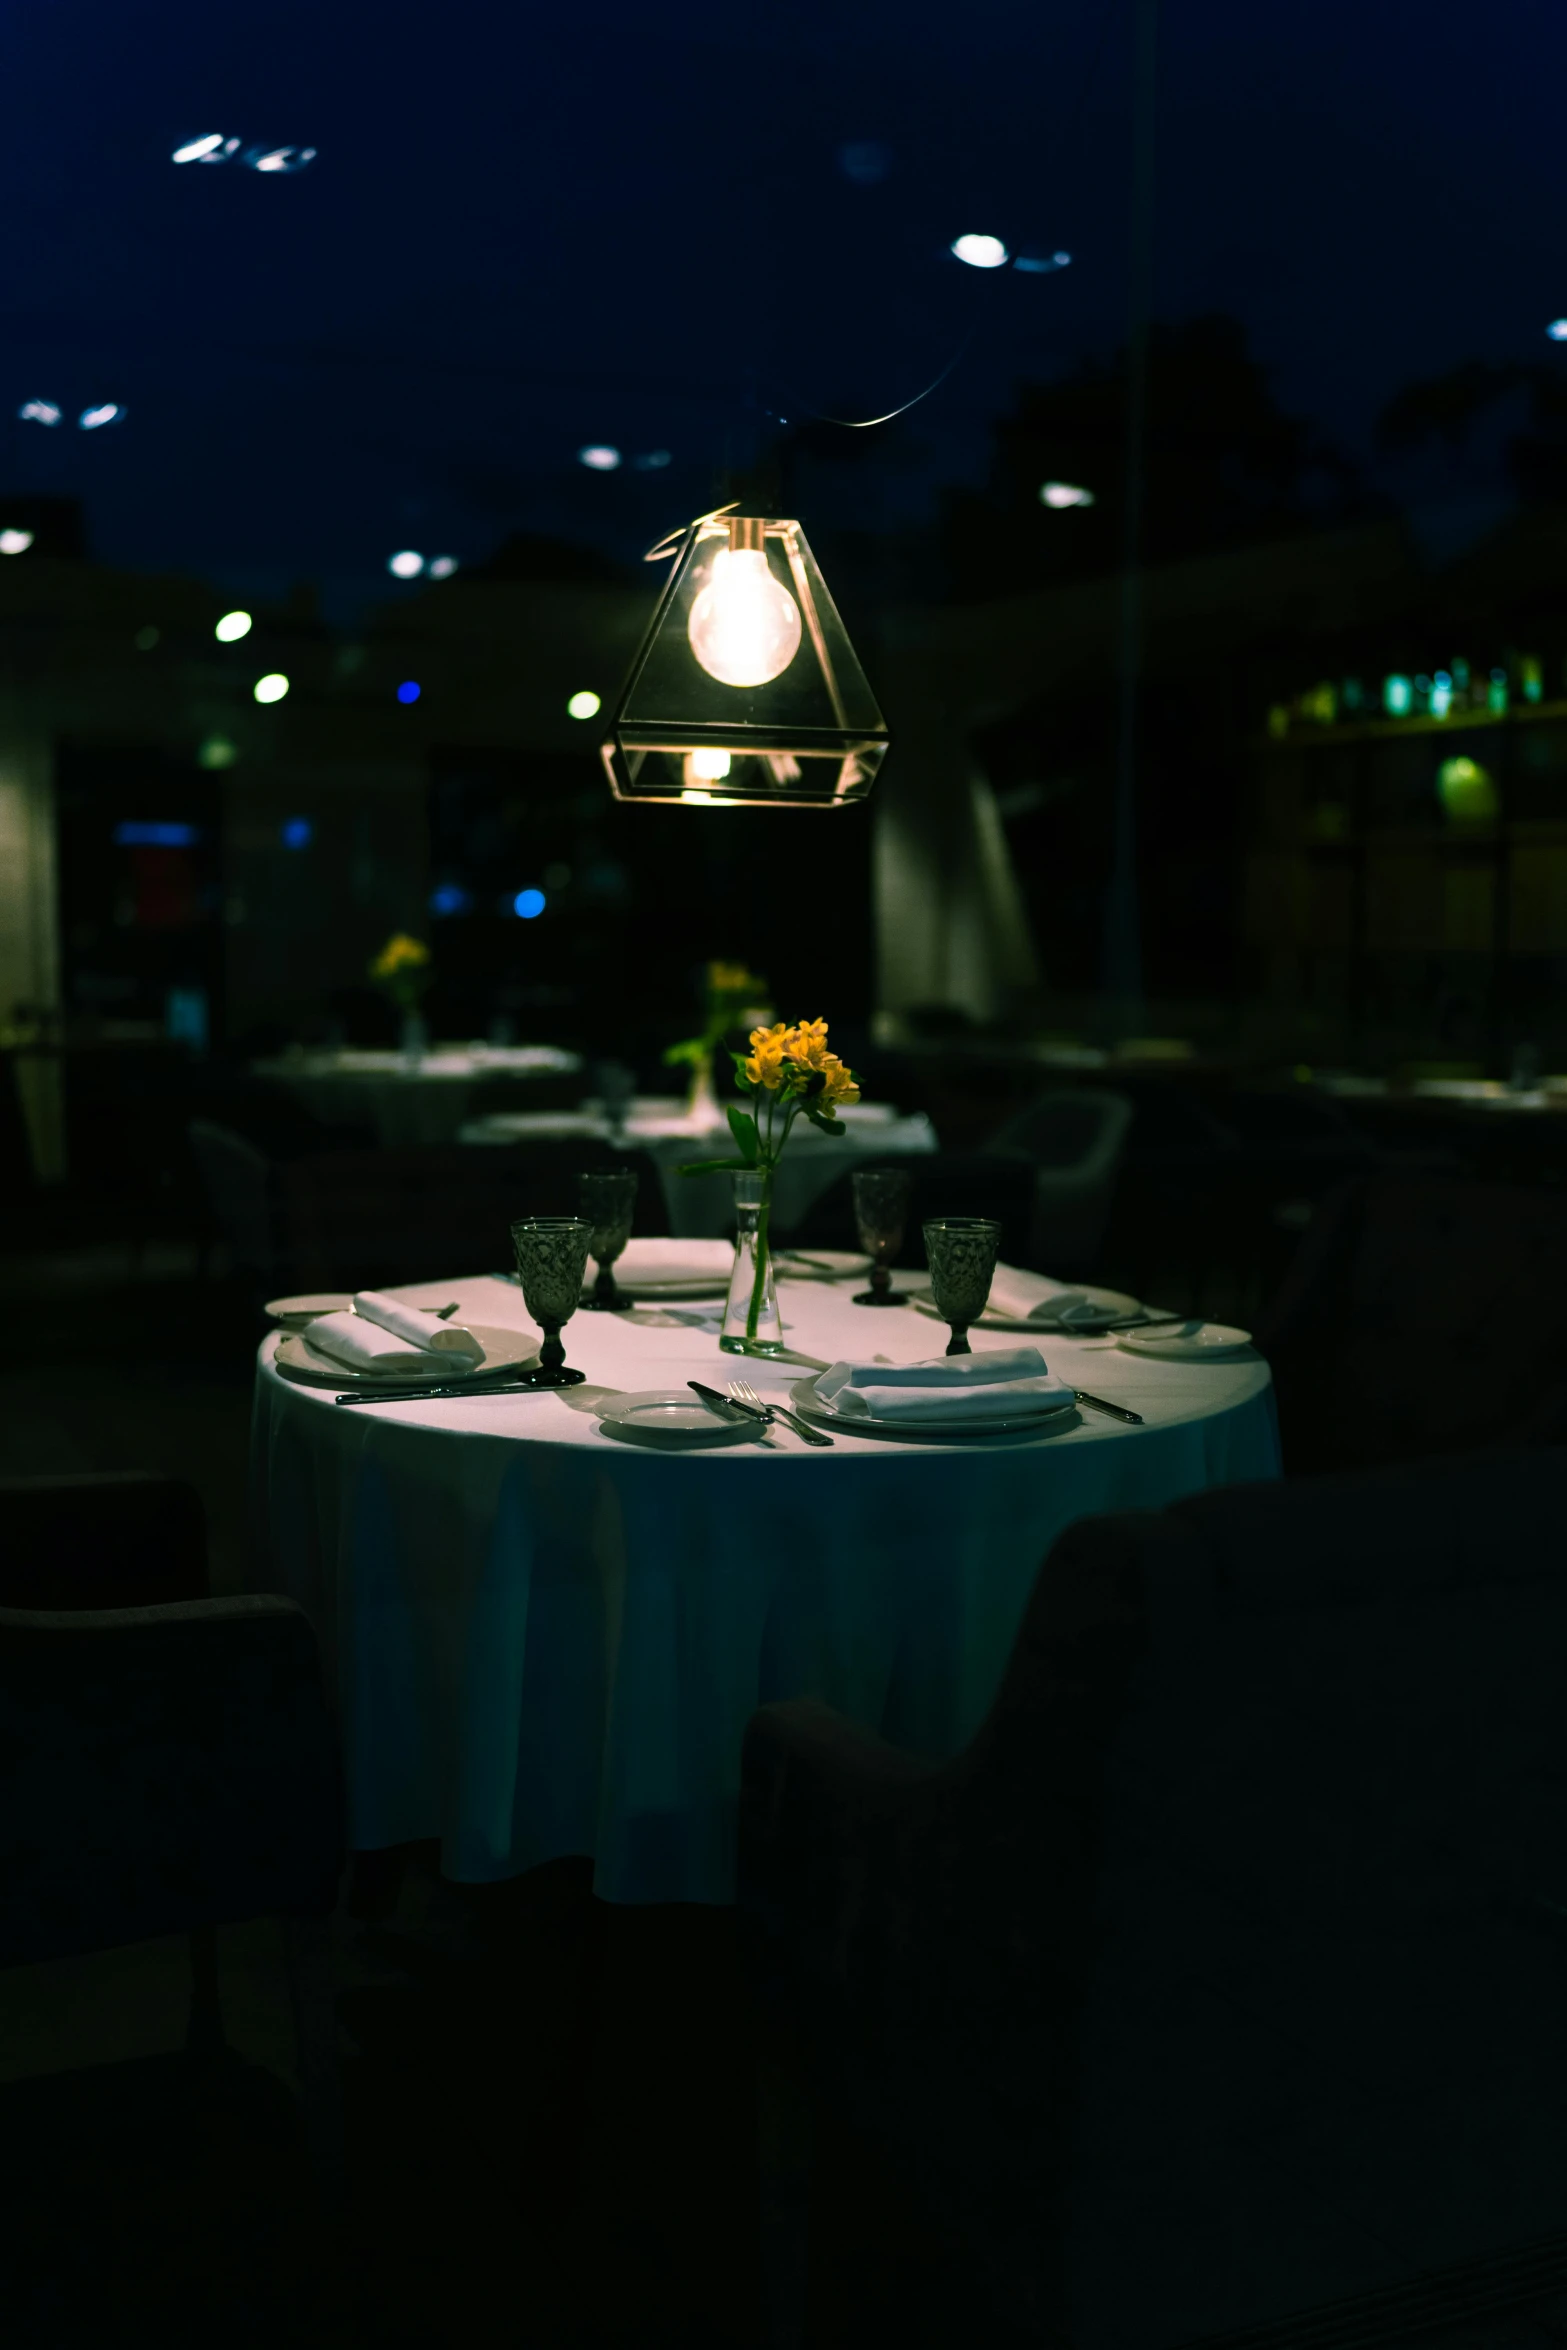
left=2, top=0, right=1562, bottom=616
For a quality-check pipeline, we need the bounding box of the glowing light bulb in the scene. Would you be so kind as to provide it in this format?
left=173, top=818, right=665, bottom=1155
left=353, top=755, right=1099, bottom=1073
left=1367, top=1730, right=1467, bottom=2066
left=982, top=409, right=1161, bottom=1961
left=78, top=403, right=124, bottom=430
left=567, top=690, right=601, bottom=720
left=253, top=672, right=289, bottom=704
left=1549, top=320, right=1567, bottom=342
left=687, top=749, right=732, bottom=781
left=687, top=548, right=801, bottom=689
left=172, top=133, right=226, bottom=163
left=215, top=609, right=252, bottom=642
left=17, top=400, right=61, bottom=426
left=1039, top=481, right=1095, bottom=508
left=0, top=529, right=34, bottom=555
left=578, top=445, right=621, bottom=470
left=387, top=549, right=424, bottom=578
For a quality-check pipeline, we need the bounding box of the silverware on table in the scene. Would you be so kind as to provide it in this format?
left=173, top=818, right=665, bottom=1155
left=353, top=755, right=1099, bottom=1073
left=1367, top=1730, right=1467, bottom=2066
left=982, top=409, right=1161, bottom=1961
left=774, top=1251, right=860, bottom=1278
left=727, top=1377, right=834, bottom=1446
left=1071, top=1389, right=1144, bottom=1425
left=686, top=1381, right=778, bottom=1443
left=335, top=1379, right=544, bottom=1406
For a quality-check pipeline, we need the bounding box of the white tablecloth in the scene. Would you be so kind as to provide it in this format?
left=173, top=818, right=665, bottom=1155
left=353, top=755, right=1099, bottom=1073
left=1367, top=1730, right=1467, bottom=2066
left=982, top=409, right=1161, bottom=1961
left=253, top=1046, right=583, bottom=1148
left=458, top=1098, right=939, bottom=1237
left=253, top=1272, right=1280, bottom=1904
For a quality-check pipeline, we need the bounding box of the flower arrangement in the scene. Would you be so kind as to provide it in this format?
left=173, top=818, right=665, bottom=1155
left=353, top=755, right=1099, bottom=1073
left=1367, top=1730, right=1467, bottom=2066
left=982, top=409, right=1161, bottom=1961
left=368, top=933, right=432, bottom=1012
left=663, top=959, right=773, bottom=1120
left=680, top=1016, right=861, bottom=1349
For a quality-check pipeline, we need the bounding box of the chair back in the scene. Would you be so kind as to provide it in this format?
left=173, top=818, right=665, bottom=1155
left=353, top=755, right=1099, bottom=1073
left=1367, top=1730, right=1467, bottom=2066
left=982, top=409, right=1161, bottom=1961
left=986, top=1088, right=1134, bottom=1271
left=916, top=1449, right=1567, bottom=2345
left=189, top=1117, right=281, bottom=1280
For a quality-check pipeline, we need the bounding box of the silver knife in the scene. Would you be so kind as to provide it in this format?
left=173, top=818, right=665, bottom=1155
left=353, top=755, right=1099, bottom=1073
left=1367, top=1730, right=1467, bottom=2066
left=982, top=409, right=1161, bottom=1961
left=688, top=1380, right=766, bottom=1425
left=1071, top=1389, right=1144, bottom=1425
left=335, top=1379, right=544, bottom=1406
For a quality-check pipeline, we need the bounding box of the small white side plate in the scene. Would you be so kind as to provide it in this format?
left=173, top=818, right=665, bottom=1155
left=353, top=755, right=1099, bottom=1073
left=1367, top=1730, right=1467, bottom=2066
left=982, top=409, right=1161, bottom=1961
left=264, top=1292, right=352, bottom=1328
left=598, top=1390, right=754, bottom=1443
left=1117, top=1322, right=1253, bottom=1359
left=910, top=1283, right=1141, bottom=1331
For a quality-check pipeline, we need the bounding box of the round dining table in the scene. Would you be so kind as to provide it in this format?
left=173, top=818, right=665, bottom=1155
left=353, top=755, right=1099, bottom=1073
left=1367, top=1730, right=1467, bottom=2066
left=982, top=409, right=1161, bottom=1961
left=251, top=1044, right=584, bottom=1148
left=252, top=1271, right=1280, bottom=1904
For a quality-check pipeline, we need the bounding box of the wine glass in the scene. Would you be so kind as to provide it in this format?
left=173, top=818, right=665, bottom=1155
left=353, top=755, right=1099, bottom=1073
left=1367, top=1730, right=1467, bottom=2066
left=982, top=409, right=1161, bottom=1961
left=578, top=1167, right=638, bottom=1311
left=851, top=1167, right=912, bottom=1306
left=508, top=1216, right=594, bottom=1386
left=922, top=1217, right=1001, bottom=1356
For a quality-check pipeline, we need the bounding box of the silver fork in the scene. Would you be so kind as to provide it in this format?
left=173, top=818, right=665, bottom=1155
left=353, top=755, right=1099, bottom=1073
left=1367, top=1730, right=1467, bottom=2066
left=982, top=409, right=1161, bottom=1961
left=728, top=1377, right=834, bottom=1447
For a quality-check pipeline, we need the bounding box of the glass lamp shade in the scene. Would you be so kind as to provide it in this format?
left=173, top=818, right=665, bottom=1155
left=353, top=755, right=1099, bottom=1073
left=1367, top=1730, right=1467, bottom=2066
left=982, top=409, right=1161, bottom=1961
left=601, top=509, right=890, bottom=808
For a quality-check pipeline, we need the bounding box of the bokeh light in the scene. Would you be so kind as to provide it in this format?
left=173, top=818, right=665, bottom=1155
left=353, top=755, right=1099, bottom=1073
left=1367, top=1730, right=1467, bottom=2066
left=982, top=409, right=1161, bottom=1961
left=172, top=133, right=227, bottom=163
left=1039, top=481, right=1095, bottom=508
left=687, top=749, right=732, bottom=782
left=244, top=146, right=317, bottom=174
left=1014, top=251, right=1072, bottom=274
left=631, top=451, right=671, bottom=471
left=951, top=234, right=1008, bottom=270
left=198, top=736, right=237, bottom=770
left=567, top=689, right=601, bottom=720
left=513, top=887, right=546, bottom=919
left=1437, top=756, right=1498, bottom=821
left=214, top=609, right=252, bottom=642
left=396, top=681, right=421, bottom=704
left=78, top=404, right=124, bottom=431
left=577, top=445, right=621, bottom=471
left=426, top=555, right=459, bottom=579
left=387, top=549, right=424, bottom=578
left=0, top=529, right=34, bottom=556
left=429, top=883, right=471, bottom=917
left=134, top=626, right=160, bottom=651
left=17, top=400, right=61, bottom=426
left=280, top=817, right=313, bottom=849
left=253, top=672, right=289, bottom=704
left=1549, top=321, right=1567, bottom=342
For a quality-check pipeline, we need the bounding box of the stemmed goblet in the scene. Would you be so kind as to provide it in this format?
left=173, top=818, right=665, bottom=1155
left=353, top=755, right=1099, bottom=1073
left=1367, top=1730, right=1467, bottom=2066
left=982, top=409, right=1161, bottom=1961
left=509, top=1216, right=594, bottom=1386
left=851, top=1167, right=912, bottom=1306
left=578, top=1168, right=638, bottom=1310
left=922, top=1217, right=1002, bottom=1356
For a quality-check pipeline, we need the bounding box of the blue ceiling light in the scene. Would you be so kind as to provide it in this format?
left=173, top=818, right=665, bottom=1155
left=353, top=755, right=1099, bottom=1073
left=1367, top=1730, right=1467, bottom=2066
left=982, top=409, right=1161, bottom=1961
left=512, top=887, right=546, bottom=920
left=396, top=680, right=421, bottom=704
left=429, top=882, right=472, bottom=917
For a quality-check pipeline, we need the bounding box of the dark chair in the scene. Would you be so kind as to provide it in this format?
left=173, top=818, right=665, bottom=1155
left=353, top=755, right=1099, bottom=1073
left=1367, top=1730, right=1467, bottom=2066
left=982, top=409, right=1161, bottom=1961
left=791, top=1152, right=1037, bottom=1270
left=0, top=1475, right=345, bottom=2204
left=984, top=1088, right=1134, bottom=1275
left=1257, top=1172, right=1567, bottom=1473
left=740, top=1446, right=1567, bottom=2350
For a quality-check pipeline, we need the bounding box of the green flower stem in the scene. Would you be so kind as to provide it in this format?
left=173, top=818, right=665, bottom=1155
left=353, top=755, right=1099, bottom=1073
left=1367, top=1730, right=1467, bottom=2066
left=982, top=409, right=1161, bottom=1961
left=746, top=1174, right=773, bottom=1344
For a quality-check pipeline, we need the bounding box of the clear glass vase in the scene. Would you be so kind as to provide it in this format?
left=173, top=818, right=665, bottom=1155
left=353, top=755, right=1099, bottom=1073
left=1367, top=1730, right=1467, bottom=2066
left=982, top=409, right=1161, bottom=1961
left=720, top=1169, right=783, bottom=1355
left=399, top=1007, right=429, bottom=1068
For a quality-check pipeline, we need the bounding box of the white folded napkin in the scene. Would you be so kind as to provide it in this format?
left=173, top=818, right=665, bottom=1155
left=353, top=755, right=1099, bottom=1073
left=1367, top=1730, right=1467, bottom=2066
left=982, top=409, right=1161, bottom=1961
left=814, top=1345, right=1074, bottom=1423
left=302, top=1291, right=484, bottom=1378
left=984, top=1265, right=1095, bottom=1323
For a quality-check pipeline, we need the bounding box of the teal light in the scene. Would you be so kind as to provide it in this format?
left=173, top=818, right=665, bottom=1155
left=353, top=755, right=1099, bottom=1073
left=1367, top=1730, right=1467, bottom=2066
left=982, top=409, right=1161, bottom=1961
left=1383, top=674, right=1412, bottom=716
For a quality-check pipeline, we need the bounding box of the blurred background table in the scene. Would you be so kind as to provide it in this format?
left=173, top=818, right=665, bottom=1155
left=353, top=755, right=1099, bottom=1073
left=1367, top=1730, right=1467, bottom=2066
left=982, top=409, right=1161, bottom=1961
left=459, top=1096, right=938, bottom=1237
left=251, top=1045, right=584, bottom=1149
left=253, top=1269, right=1279, bottom=1905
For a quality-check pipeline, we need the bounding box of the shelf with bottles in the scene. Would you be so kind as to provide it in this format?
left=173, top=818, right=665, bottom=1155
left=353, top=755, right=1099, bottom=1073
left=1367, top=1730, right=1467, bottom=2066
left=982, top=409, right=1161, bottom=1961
left=1260, top=655, right=1562, bottom=746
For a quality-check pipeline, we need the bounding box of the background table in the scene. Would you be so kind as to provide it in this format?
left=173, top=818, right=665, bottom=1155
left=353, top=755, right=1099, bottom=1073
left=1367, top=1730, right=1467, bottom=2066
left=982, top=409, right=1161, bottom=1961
left=253, top=1045, right=583, bottom=1148
left=458, top=1097, right=939, bottom=1237
left=253, top=1272, right=1279, bottom=1904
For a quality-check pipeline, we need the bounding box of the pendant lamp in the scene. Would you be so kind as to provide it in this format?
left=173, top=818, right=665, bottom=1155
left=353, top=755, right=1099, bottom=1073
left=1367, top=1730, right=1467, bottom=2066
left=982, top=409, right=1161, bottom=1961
left=601, top=505, right=890, bottom=807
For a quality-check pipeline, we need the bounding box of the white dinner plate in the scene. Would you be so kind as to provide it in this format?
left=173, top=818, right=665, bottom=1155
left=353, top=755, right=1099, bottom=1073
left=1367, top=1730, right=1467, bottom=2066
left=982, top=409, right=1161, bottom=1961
left=1116, top=1321, right=1253, bottom=1360
left=597, top=1389, right=756, bottom=1444
left=788, top=1375, right=1079, bottom=1443
left=275, top=1323, right=537, bottom=1389
left=264, top=1292, right=352, bottom=1329
left=909, top=1282, right=1142, bottom=1332
left=771, top=1248, right=871, bottom=1281
left=611, top=1239, right=736, bottom=1295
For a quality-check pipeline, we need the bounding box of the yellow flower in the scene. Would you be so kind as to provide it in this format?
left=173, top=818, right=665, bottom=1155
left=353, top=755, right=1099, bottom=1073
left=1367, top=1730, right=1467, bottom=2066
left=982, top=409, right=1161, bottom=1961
left=744, top=1021, right=790, bottom=1090
left=784, top=1018, right=830, bottom=1066
left=370, top=933, right=431, bottom=982
left=817, top=1052, right=860, bottom=1107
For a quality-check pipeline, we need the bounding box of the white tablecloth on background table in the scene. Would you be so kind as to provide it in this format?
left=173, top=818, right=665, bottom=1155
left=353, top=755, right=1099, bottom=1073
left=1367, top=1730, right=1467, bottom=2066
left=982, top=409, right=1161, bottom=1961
left=458, top=1098, right=939, bottom=1237
left=253, top=1046, right=584, bottom=1148
left=253, top=1271, right=1280, bottom=1904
